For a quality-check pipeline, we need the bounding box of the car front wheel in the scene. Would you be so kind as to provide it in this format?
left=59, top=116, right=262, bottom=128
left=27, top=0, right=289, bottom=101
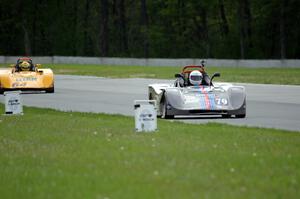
left=160, top=97, right=174, bottom=119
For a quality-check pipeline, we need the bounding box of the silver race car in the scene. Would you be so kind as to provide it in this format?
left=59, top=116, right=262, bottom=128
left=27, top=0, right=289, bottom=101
left=148, top=64, right=246, bottom=119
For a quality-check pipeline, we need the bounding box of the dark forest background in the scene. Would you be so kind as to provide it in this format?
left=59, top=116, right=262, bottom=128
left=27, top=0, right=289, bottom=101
left=0, top=0, right=299, bottom=59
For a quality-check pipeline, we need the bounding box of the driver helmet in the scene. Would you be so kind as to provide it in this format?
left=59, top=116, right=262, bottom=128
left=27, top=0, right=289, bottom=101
left=19, top=60, right=31, bottom=71
left=189, top=70, right=203, bottom=85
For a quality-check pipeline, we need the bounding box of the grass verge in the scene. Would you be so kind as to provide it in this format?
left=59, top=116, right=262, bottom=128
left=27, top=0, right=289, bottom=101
left=1, top=64, right=300, bottom=85
left=0, top=104, right=299, bottom=198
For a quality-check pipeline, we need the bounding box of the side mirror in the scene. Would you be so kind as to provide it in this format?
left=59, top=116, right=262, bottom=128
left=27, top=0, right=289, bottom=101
left=212, top=72, right=220, bottom=78
left=35, top=64, right=41, bottom=68
left=210, top=72, right=221, bottom=86
left=175, top=73, right=183, bottom=78
left=9, top=64, right=15, bottom=68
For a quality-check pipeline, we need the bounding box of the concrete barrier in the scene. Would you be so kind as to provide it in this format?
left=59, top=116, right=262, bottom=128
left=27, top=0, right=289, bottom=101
left=2, top=56, right=53, bottom=64
left=0, top=56, right=5, bottom=63
left=53, top=56, right=102, bottom=65
left=1, top=55, right=300, bottom=68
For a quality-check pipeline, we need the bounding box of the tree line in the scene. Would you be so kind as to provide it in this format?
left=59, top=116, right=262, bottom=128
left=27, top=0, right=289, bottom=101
left=0, top=0, right=299, bottom=59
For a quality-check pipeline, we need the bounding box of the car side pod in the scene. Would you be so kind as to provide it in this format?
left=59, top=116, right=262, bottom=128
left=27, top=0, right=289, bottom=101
left=3, top=90, right=23, bottom=115
left=134, top=100, right=157, bottom=132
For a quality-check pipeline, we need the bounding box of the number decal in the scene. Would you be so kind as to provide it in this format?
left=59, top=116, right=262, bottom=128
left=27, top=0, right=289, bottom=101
left=221, top=98, right=228, bottom=105
left=216, top=98, right=228, bottom=105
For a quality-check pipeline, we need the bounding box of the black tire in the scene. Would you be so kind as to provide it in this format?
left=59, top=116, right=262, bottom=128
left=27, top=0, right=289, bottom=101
left=46, top=87, right=55, bottom=93
left=236, top=114, right=246, bottom=118
left=236, top=100, right=247, bottom=118
left=165, top=114, right=174, bottom=119
left=222, top=114, right=232, bottom=118
left=149, top=93, right=153, bottom=100
left=160, top=97, right=174, bottom=119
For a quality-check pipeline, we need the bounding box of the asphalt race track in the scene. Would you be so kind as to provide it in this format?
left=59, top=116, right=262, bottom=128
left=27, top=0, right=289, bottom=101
left=1, top=75, right=300, bottom=132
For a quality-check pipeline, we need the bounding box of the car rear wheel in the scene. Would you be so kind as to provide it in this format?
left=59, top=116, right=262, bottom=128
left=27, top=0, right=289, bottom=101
left=46, top=87, right=54, bottom=93
left=236, top=114, right=246, bottom=118
left=222, top=114, right=231, bottom=118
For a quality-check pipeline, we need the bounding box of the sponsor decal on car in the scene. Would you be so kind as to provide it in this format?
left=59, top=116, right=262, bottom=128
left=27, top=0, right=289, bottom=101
left=12, top=82, right=27, bottom=88
left=16, top=77, right=37, bottom=82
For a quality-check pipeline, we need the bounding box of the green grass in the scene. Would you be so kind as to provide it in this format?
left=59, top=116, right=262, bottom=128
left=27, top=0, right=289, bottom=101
left=1, top=64, right=300, bottom=85
left=0, top=104, right=299, bottom=198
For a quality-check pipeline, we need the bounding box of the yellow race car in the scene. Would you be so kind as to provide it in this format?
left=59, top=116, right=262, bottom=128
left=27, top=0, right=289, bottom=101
left=0, top=57, right=54, bottom=94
